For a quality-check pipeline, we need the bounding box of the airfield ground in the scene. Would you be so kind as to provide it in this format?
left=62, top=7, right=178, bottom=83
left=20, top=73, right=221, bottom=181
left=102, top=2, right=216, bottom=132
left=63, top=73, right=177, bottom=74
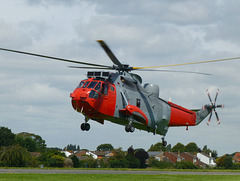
left=1, top=169, right=240, bottom=181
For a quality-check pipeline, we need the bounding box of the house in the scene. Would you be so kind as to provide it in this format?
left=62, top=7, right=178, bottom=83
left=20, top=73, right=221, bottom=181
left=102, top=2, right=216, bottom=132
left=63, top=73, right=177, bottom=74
left=164, top=152, right=184, bottom=163
left=91, top=151, right=107, bottom=160
left=180, top=152, right=197, bottom=163
left=148, top=151, right=163, bottom=161
left=196, top=152, right=216, bottom=167
left=232, top=152, right=240, bottom=163
left=74, top=150, right=98, bottom=160
left=61, top=150, right=73, bottom=157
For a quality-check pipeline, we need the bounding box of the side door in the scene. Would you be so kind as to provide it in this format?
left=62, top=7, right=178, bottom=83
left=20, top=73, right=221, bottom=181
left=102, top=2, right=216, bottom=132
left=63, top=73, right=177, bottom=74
left=98, top=83, right=116, bottom=117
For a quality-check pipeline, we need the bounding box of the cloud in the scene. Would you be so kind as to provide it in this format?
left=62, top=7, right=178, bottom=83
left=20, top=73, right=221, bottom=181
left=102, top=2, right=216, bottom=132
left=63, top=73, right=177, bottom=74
left=0, top=1, right=239, bottom=155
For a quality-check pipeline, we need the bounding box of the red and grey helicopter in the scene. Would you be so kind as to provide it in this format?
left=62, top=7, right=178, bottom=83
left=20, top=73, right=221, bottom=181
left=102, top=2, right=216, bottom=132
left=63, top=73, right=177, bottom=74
left=1, top=40, right=234, bottom=146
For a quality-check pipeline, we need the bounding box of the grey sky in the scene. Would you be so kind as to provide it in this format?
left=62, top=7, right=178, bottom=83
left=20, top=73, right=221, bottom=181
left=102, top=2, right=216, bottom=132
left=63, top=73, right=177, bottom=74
left=0, top=0, right=239, bottom=155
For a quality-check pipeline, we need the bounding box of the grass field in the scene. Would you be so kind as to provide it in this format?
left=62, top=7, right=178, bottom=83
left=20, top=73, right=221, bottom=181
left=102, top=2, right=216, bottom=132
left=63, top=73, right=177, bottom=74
left=1, top=173, right=240, bottom=181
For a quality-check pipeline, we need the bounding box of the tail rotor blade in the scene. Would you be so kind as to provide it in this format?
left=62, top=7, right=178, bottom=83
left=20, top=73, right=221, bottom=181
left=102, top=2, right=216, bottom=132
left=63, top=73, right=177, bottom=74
left=206, top=89, right=213, bottom=105
left=214, top=109, right=220, bottom=125
left=214, top=89, right=219, bottom=105
left=207, top=111, right=212, bottom=126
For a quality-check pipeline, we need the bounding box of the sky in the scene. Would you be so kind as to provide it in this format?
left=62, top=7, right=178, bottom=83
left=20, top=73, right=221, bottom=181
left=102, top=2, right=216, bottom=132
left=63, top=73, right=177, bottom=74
left=0, top=0, right=239, bottom=156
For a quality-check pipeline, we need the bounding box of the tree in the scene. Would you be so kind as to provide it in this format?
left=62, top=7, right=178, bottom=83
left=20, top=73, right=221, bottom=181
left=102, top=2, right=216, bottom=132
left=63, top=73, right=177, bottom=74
left=212, top=150, right=218, bottom=159
left=14, top=132, right=46, bottom=152
left=202, top=145, right=211, bottom=155
left=97, top=144, right=114, bottom=152
left=15, top=135, right=36, bottom=152
left=148, top=142, right=171, bottom=152
left=125, top=146, right=140, bottom=168
left=70, top=155, right=80, bottom=168
left=0, top=127, right=15, bottom=146
left=224, top=156, right=233, bottom=169
left=0, top=145, right=30, bottom=167
left=216, top=155, right=233, bottom=169
left=80, top=157, right=98, bottom=168
left=171, top=143, right=185, bottom=152
left=185, top=142, right=199, bottom=153
left=48, top=155, right=65, bottom=167
left=108, top=148, right=128, bottom=168
left=125, top=154, right=140, bottom=168
left=134, top=149, right=149, bottom=168
left=63, top=144, right=80, bottom=151
left=38, top=148, right=65, bottom=166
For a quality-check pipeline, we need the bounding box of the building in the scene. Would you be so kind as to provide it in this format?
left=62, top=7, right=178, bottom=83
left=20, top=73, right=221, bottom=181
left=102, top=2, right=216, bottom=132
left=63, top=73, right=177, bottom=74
left=232, top=152, right=240, bottom=163
left=148, top=151, right=163, bottom=161
left=196, top=152, right=216, bottom=167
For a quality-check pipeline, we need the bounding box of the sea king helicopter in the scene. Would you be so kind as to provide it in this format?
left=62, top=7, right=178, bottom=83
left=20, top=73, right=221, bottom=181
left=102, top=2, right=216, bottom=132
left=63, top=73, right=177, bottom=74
left=1, top=40, right=237, bottom=146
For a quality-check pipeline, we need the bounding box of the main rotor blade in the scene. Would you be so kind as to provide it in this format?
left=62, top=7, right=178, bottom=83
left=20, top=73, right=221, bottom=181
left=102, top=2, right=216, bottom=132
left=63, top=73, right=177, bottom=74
left=132, top=56, right=240, bottom=69
left=97, top=40, right=123, bottom=67
left=0, top=47, right=110, bottom=68
left=135, top=69, right=211, bottom=75
left=68, top=66, right=113, bottom=70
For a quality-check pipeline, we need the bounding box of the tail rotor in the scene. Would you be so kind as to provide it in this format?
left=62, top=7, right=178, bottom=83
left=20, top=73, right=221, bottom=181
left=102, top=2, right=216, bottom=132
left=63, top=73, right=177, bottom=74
left=206, top=89, right=224, bottom=125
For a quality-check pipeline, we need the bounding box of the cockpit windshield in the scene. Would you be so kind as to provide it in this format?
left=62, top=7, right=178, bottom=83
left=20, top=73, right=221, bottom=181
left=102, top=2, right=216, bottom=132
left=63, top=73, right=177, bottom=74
left=87, top=81, right=98, bottom=89
left=77, top=81, right=85, bottom=88
left=82, top=81, right=90, bottom=88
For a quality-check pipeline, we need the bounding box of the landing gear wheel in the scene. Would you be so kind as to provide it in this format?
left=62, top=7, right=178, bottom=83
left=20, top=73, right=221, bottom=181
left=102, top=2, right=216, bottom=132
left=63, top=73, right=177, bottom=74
left=125, top=125, right=135, bottom=133
left=161, top=137, right=167, bottom=147
left=162, top=140, right=167, bottom=147
left=125, top=125, right=130, bottom=132
left=130, top=125, right=135, bottom=132
left=80, top=123, right=90, bottom=131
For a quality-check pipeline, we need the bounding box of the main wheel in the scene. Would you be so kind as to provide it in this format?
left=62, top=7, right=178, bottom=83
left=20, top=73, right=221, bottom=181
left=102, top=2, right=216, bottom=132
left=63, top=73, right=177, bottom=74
left=85, top=123, right=90, bottom=131
left=81, top=123, right=86, bottom=131
left=125, top=125, right=135, bottom=133
left=162, top=140, right=167, bottom=147
left=125, top=125, right=130, bottom=132
left=80, top=123, right=90, bottom=131
left=129, top=125, right=135, bottom=133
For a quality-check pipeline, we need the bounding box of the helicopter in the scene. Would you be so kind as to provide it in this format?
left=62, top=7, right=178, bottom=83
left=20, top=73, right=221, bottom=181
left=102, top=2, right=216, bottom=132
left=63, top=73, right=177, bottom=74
left=1, top=40, right=236, bottom=146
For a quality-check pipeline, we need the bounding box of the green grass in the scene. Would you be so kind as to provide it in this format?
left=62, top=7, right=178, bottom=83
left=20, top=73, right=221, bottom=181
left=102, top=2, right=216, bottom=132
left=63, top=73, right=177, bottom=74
left=0, top=174, right=240, bottom=181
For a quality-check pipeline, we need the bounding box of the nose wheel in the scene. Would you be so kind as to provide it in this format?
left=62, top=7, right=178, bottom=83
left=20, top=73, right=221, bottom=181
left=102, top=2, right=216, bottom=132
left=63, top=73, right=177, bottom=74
left=81, top=123, right=90, bottom=131
left=80, top=116, right=90, bottom=131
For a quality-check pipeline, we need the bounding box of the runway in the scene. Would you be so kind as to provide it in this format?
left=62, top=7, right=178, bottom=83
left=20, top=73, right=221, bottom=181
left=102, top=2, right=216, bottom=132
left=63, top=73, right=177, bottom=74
left=0, top=169, right=240, bottom=175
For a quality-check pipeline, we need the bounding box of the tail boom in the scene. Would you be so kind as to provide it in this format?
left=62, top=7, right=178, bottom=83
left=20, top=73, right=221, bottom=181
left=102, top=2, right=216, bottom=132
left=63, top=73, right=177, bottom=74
left=167, top=102, right=212, bottom=127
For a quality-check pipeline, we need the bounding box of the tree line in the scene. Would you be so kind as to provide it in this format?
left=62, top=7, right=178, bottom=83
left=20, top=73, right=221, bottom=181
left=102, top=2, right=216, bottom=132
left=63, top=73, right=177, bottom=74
left=0, top=126, right=239, bottom=169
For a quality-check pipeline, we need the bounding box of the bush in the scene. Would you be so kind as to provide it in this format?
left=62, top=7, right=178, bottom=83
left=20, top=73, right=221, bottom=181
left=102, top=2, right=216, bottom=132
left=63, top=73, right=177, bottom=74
left=0, top=145, right=30, bottom=167
left=175, top=161, right=198, bottom=169
left=70, top=155, right=80, bottom=168
left=79, top=157, right=98, bottom=168
left=109, top=158, right=129, bottom=168
left=148, top=158, right=174, bottom=169
left=48, top=155, right=64, bottom=167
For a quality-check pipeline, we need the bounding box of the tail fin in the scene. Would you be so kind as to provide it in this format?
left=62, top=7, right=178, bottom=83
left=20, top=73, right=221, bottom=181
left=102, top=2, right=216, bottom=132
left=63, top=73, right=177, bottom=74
left=195, top=106, right=212, bottom=125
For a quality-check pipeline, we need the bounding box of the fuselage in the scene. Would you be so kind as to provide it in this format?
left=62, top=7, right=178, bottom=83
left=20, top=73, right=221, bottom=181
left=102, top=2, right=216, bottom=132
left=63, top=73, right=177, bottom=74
left=70, top=71, right=210, bottom=136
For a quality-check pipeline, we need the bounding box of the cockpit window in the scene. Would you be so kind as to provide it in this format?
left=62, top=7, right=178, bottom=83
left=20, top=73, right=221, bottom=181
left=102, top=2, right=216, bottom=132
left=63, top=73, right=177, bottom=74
left=94, top=82, right=101, bottom=92
left=82, top=81, right=90, bottom=88
left=87, top=81, right=98, bottom=89
left=101, top=83, right=108, bottom=95
left=77, top=81, right=85, bottom=88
